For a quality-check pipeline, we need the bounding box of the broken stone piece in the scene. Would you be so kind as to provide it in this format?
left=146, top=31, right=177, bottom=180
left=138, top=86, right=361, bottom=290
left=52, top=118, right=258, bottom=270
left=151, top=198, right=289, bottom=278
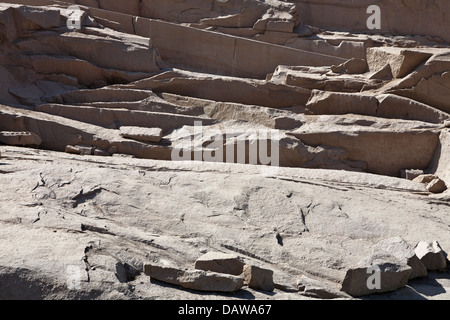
left=426, top=178, right=447, bottom=194
left=340, top=252, right=411, bottom=297
left=413, top=174, right=439, bottom=184
left=194, top=252, right=245, bottom=276
left=331, top=58, right=368, bottom=74
left=120, top=126, right=163, bottom=143
left=403, top=169, right=425, bottom=181
left=372, top=237, right=427, bottom=280
left=414, top=241, right=448, bottom=271
left=243, top=265, right=274, bottom=292
left=143, top=263, right=244, bottom=292
left=65, top=145, right=94, bottom=155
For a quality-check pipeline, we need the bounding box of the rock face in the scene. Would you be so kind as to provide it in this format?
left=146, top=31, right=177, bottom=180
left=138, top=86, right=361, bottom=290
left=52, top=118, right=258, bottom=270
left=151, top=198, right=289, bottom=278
left=0, top=0, right=449, bottom=301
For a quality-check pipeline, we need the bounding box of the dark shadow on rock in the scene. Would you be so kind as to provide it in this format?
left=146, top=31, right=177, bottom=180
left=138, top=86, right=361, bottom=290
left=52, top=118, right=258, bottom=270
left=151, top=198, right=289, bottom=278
left=407, top=272, right=450, bottom=297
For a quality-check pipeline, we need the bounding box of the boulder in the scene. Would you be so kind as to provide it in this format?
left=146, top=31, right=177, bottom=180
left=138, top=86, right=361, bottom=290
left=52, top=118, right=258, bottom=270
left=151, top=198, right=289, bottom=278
left=340, top=252, right=411, bottom=297
left=243, top=265, right=274, bottom=292
left=194, top=252, right=245, bottom=276
left=143, top=263, right=244, bottom=292
left=414, top=241, right=448, bottom=271
left=426, top=178, right=447, bottom=194
left=372, top=237, right=427, bottom=280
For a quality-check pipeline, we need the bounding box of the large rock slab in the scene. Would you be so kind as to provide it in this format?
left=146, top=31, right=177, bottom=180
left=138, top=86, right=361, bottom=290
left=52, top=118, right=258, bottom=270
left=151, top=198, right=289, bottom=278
left=143, top=263, right=244, bottom=292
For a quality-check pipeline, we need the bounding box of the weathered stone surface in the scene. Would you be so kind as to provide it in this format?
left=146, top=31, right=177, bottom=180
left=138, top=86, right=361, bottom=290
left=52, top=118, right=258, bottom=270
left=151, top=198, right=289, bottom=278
left=376, top=94, right=449, bottom=124
left=414, top=241, right=448, bottom=271
left=331, top=58, right=368, bottom=75
left=243, top=265, right=274, bottom=292
left=341, top=253, right=412, bottom=297
left=305, top=90, right=378, bottom=116
left=297, top=275, right=350, bottom=299
left=194, top=252, right=245, bottom=276
left=0, top=0, right=449, bottom=302
left=372, top=237, right=427, bottom=280
left=143, top=263, right=244, bottom=293
left=120, top=127, right=163, bottom=143
left=0, top=131, right=42, bottom=146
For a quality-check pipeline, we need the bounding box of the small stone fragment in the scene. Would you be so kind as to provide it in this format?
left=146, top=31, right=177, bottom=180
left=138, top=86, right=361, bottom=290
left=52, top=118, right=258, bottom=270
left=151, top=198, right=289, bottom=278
left=426, top=178, right=447, bottom=194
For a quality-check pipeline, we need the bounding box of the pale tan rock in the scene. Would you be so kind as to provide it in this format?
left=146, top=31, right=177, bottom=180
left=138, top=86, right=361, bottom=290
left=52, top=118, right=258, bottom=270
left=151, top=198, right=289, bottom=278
left=143, top=263, right=244, bottom=292
left=243, top=265, right=274, bottom=292
left=376, top=94, right=449, bottom=124
left=194, top=252, right=245, bottom=276
left=305, top=90, right=378, bottom=116
left=331, top=58, right=368, bottom=75
left=119, top=126, right=163, bottom=143
left=413, top=174, right=439, bottom=184
left=367, top=47, right=432, bottom=79
left=372, top=237, right=427, bottom=280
